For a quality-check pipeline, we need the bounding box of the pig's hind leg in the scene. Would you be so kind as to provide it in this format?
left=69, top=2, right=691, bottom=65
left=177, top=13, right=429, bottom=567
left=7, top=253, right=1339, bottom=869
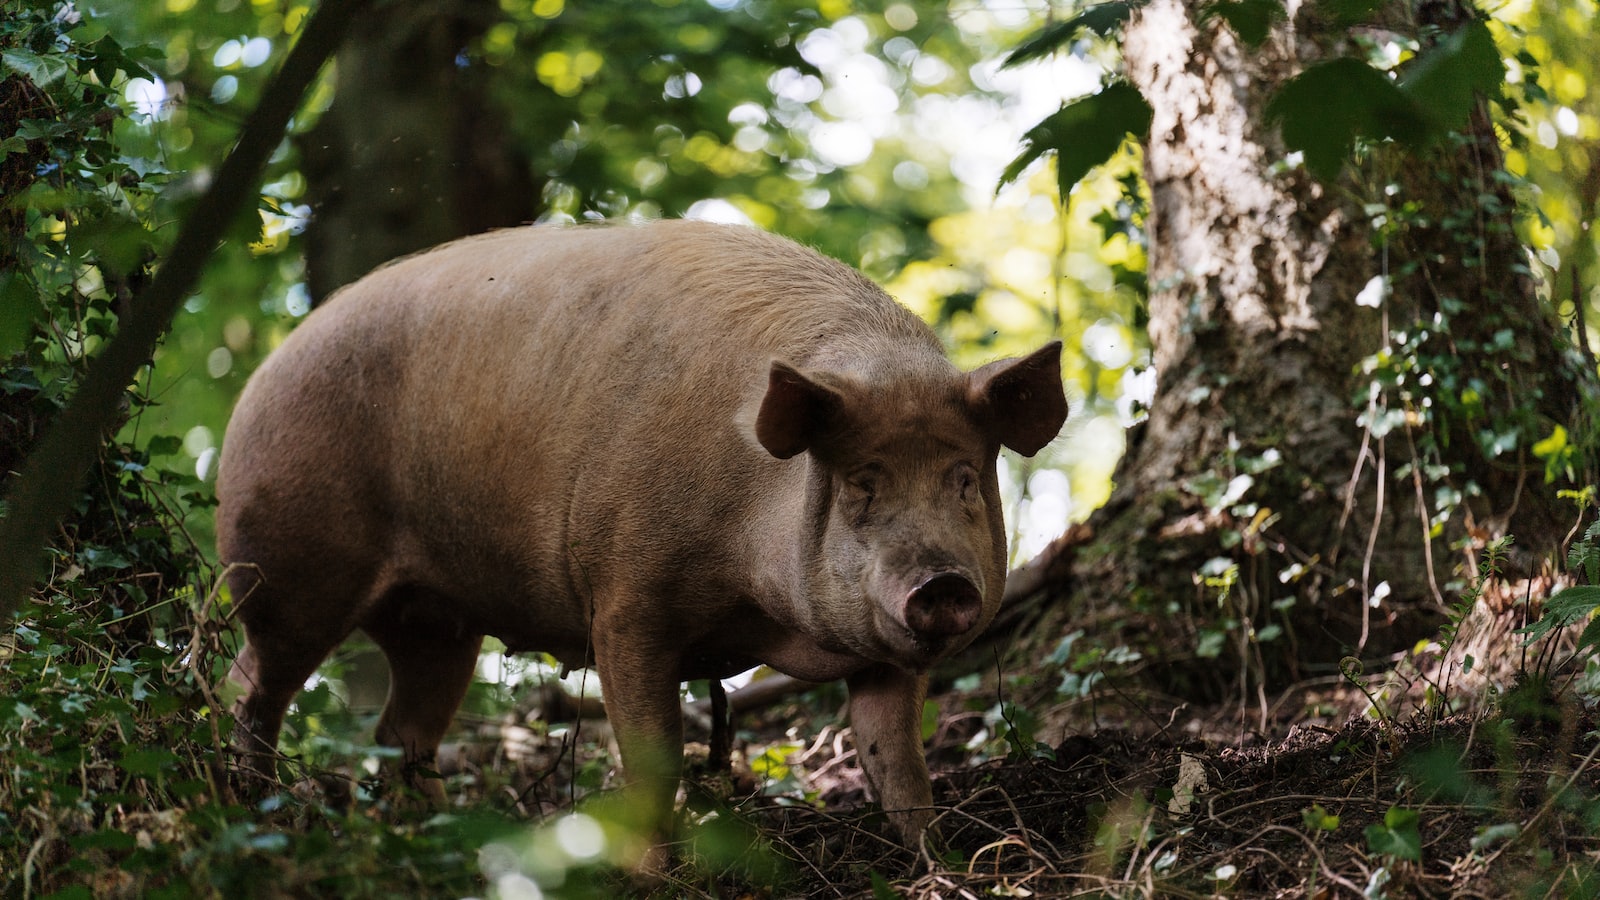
left=228, top=600, right=353, bottom=794
left=362, top=595, right=484, bottom=805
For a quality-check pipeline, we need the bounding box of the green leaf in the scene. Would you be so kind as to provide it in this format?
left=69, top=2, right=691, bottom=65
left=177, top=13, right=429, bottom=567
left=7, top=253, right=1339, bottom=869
left=1575, top=614, right=1600, bottom=658
left=70, top=21, right=111, bottom=44
left=1267, top=57, right=1422, bottom=179
left=1364, top=806, right=1422, bottom=860
left=145, top=435, right=184, bottom=457
left=0, top=274, right=44, bottom=358
left=1470, top=822, right=1519, bottom=851
left=1569, top=520, right=1600, bottom=584
left=1398, top=18, right=1503, bottom=133
left=1002, top=1, right=1144, bottom=69
left=1002, top=82, right=1152, bottom=198
left=118, top=745, right=177, bottom=779
left=1201, top=0, right=1284, bottom=47
left=2, top=49, right=70, bottom=88
left=80, top=545, right=133, bottom=570
left=1533, top=424, right=1571, bottom=472
left=1515, top=586, right=1600, bottom=645
left=1302, top=803, right=1340, bottom=831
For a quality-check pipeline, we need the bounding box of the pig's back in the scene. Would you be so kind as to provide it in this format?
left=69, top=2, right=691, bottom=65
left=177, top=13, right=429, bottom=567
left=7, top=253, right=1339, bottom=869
left=367, top=220, right=937, bottom=371
left=325, top=220, right=950, bottom=460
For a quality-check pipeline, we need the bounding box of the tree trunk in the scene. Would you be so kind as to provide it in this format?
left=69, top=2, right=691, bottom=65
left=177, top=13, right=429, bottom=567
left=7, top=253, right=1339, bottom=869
left=300, top=0, right=537, bottom=303
left=1005, top=0, right=1594, bottom=702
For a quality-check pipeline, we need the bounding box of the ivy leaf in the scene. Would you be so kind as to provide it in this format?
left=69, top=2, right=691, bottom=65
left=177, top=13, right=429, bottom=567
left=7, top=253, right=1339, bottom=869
left=69, top=21, right=111, bottom=44
left=2, top=48, right=70, bottom=88
left=1364, top=806, right=1422, bottom=860
left=0, top=274, right=44, bottom=359
left=1002, top=1, right=1144, bottom=69
left=1002, top=82, right=1152, bottom=198
left=1200, top=0, right=1285, bottom=47
left=1268, top=18, right=1501, bottom=179
left=1267, top=58, right=1422, bottom=179
left=1398, top=17, right=1503, bottom=133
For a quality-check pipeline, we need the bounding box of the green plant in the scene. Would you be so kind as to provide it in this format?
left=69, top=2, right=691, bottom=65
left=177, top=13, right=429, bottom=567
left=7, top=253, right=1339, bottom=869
left=1364, top=805, right=1423, bottom=861
left=1515, top=513, right=1600, bottom=660
left=0, top=474, right=226, bottom=895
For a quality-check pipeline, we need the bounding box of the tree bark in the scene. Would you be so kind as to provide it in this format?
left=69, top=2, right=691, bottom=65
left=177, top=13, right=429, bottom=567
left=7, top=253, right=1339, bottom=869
left=1003, top=0, right=1594, bottom=700
left=300, top=0, right=537, bottom=302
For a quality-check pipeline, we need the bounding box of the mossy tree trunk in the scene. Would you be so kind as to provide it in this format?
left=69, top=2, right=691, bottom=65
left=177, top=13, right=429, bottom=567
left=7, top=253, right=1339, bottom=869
left=1005, top=0, right=1594, bottom=704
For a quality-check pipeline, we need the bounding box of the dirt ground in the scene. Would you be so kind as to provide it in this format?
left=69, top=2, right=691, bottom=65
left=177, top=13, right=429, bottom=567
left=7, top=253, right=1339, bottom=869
left=756, top=686, right=1596, bottom=897
left=464, top=673, right=1600, bottom=898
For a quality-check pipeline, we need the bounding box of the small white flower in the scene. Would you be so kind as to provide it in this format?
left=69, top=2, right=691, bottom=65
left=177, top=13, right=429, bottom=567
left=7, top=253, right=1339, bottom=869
left=1369, top=581, right=1392, bottom=608
left=1356, top=276, right=1387, bottom=308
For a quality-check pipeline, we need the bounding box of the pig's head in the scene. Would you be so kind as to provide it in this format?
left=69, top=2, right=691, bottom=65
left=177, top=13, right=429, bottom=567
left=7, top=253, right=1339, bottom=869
left=754, top=341, right=1067, bottom=671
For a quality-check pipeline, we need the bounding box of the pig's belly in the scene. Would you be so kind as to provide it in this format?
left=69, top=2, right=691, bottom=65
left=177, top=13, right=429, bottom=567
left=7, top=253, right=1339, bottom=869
left=462, top=595, right=872, bottom=685
left=686, top=620, right=872, bottom=684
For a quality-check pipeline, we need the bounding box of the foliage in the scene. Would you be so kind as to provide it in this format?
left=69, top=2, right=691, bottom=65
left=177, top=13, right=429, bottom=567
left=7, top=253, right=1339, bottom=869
left=1516, top=517, right=1600, bottom=665
left=1000, top=0, right=1139, bottom=70
left=999, top=81, right=1150, bottom=198
left=1005, top=2, right=1511, bottom=187
left=1269, top=17, right=1505, bottom=179
left=1, top=0, right=164, bottom=361
left=0, top=344, right=228, bottom=894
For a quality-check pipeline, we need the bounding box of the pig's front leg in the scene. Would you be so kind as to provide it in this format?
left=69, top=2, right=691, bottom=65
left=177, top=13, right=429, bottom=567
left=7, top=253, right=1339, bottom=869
left=847, top=663, right=934, bottom=843
left=593, top=629, right=685, bottom=868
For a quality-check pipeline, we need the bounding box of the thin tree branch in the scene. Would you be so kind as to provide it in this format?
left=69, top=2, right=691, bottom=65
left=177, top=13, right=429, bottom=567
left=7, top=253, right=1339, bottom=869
left=0, top=0, right=368, bottom=619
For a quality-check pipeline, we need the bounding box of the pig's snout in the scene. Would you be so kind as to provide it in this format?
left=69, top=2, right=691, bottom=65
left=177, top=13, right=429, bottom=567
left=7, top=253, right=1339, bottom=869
left=904, top=572, right=983, bottom=639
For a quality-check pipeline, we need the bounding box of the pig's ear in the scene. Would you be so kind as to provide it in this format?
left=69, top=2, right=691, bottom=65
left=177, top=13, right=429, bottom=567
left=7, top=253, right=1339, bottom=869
left=967, top=340, right=1068, bottom=457
left=755, top=361, right=844, bottom=459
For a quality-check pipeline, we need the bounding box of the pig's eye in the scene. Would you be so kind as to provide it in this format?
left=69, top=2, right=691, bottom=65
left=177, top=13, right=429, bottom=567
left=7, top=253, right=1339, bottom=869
left=847, top=464, right=883, bottom=495
left=844, top=468, right=881, bottom=523
left=952, top=463, right=979, bottom=502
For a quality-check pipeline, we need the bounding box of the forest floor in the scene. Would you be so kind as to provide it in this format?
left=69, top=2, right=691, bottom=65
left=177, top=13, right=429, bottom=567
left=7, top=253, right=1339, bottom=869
left=459, top=674, right=1600, bottom=899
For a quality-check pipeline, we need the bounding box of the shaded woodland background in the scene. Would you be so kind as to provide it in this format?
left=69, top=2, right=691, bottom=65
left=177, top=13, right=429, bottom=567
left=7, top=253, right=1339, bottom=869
left=4, top=0, right=1600, bottom=895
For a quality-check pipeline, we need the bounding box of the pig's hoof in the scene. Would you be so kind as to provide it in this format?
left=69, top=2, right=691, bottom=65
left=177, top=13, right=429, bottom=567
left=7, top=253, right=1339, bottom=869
left=224, top=755, right=282, bottom=807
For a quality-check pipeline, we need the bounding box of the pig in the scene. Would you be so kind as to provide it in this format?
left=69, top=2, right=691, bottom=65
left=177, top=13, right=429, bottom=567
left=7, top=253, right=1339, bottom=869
left=216, top=219, right=1066, bottom=851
